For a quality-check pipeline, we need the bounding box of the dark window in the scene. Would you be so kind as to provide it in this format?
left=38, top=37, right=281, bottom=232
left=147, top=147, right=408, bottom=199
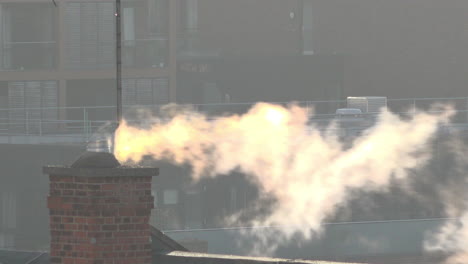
left=0, top=4, right=56, bottom=70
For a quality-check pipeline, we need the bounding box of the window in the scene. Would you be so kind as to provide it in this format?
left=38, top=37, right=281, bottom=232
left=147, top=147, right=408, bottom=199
left=7, top=81, right=58, bottom=133
left=121, top=0, right=169, bottom=68
left=163, top=189, right=179, bottom=205
left=64, top=2, right=115, bottom=69
left=184, top=0, right=198, bottom=31
left=123, top=8, right=136, bottom=45
left=0, top=4, right=56, bottom=70
left=178, top=0, right=199, bottom=56
left=147, top=0, right=168, bottom=36
left=123, top=78, right=169, bottom=106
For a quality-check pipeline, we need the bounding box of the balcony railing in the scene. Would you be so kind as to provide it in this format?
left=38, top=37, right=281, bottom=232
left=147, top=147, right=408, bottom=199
left=0, top=41, right=57, bottom=71
left=0, top=97, right=468, bottom=144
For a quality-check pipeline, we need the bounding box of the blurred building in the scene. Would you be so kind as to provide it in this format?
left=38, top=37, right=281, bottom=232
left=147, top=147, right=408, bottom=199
left=0, top=0, right=171, bottom=130
left=0, top=0, right=343, bottom=128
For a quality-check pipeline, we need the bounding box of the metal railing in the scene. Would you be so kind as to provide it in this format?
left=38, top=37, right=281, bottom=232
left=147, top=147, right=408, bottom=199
left=0, top=96, right=467, bottom=143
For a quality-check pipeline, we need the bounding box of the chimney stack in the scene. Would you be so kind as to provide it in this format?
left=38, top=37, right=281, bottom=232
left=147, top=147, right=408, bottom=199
left=44, top=152, right=158, bottom=264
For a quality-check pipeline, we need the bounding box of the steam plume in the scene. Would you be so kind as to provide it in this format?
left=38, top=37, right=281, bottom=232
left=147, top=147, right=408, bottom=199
left=424, top=138, right=468, bottom=264
left=114, top=103, right=452, bottom=252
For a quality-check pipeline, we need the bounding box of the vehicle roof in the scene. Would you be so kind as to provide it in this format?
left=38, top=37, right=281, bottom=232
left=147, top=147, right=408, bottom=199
left=335, top=108, right=363, bottom=115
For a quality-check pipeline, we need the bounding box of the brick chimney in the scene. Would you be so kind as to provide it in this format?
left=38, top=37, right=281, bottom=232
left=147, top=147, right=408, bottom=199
left=43, top=152, right=158, bottom=264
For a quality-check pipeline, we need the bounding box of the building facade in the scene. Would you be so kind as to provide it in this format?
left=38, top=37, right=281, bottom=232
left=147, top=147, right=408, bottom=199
left=0, top=0, right=343, bottom=133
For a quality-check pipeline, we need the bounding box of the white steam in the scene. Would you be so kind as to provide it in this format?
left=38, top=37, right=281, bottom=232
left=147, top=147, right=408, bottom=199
left=114, top=103, right=453, bottom=253
left=424, top=138, right=468, bottom=264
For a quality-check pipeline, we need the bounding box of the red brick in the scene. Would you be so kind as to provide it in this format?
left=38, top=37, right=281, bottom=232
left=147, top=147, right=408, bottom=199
left=75, top=190, right=87, bottom=196
left=74, top=177, right=88, bottom=183
left=102, top=225, right=117, bottom=231
left=134, top=223, right=148, bottom=230
left=134, top=237, right=149, bottom=244
left=74, top=231, right=87, bottom=238
left=103, top=218, right=114, bottom=224
left=118, top=208, right=135, bottom=216
left=118, top=224, right=134, bottom=231
left=63, top=217, right=74, bottom=223
left=118, top=237, right=136, bottom=244
left=64, top=224, right=77, bottom=230
left=103, top=260, right=113, bottom=264
left=74, top=244, right=90, bottom=251
left=51, top=216, right=62, bottom=223
left=101, top=184, right=118, bottom=190
left=86, top=225, right=101, bottom=232
left=63, top=190, right=75, bottom=196
left=119, top=252, right=135, bottom=258
left=136, top=183, right=151, bottom=190
left=102, top=252, right=118, bottom=258
left=48, top=172, right=155, bottom=264
left=87, top=218, right=104, bottom=224
left=135, top=208, right=151, bottom=216
left=87, top=232, right=106, bottom=239
left=75, top=217, right=87, bottom=224
left=87, top=177, right=105, bottom=183
left=47, top=197, right=62, bottom=208
left=75, top=258, right=90, bottom=264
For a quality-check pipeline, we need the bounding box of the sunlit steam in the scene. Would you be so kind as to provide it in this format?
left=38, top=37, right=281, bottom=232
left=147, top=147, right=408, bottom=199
left=424, top=139, right=468, bottom=264
left=114, top=103, right=453, bottom=253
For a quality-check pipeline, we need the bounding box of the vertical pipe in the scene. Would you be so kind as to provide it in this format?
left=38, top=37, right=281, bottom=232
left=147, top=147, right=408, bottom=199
left=168, top=0, right=178, bottom=102
left=116, top=0, right=122, bottom=124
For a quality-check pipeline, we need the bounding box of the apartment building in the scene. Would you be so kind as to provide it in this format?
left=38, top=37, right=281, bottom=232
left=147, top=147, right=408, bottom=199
left=0, top=0, right=343, bottom=130
left=176, top=0, right=342, bottom=107
left=0, top=0, right=172, bottom=133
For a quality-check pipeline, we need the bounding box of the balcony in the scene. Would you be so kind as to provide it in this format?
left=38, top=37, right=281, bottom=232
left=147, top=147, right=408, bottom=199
left=0, top=41, right=57, bottom=71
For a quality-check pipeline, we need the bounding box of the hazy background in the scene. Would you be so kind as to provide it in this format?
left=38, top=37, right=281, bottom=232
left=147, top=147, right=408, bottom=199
left=1, top=1, right=468, bottom=263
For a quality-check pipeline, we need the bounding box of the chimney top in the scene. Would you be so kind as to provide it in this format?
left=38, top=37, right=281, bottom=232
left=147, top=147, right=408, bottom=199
left=43, top=151, right=158, bottom=177
left=71, top=151, right=120, bottom=168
